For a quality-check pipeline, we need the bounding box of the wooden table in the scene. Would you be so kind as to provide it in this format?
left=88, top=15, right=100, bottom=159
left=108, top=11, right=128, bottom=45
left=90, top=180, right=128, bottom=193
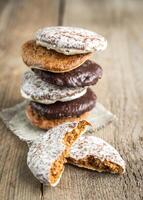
left=0, top=0, right=143, bottom=199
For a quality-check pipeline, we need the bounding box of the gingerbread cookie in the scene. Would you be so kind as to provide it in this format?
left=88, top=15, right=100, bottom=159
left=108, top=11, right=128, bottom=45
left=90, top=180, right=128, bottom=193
left=27, top=120, right=90, bottom=186
left=68, top=134, right=125, bottom=174
left=26, top=88, right=96, bottom=129
left=28, top=88, right=96, bottom=119
left=22, top=40, right=91, bottom=72
left=36, top=26, right=107, bottom=55
left=26, top=104, right=89, bottom=129
left=26, top=106, right=88, bottom=130
left=21, top=71, right=87, bottom=104
left=32, top=60, right=103, bottom=88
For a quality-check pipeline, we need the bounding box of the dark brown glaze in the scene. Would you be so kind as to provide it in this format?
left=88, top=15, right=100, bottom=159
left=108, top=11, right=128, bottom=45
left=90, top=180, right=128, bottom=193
left=30, top=88, right=96, bottom=119
left=32, top=60, right=102, bottom=87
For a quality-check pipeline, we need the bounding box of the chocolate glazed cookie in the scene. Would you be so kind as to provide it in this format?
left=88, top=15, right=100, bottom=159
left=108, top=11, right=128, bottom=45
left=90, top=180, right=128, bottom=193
left=29, top=88, right=96, bottom=119
left=32, top=60, right=102, bottom=88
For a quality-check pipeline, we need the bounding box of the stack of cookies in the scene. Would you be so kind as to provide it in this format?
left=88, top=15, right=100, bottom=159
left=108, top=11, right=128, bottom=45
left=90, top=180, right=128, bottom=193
left=19, top=27, right=126, bottom=187
left=21, top=27, right=107, bottom=129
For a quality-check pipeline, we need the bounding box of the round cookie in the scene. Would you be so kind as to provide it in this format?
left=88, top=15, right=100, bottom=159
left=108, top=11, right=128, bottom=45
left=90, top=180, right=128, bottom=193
left=21, top=71, right=87, bottom=104
left=36, top=26, right=107, bottom=55
left=68, top=134, right=126, bottom=174
left=32, top=60, right=103, bottom=88
left=22, top=40, right=92, bottom=73
left=26, top=105, right=89, bottom=129
left=29, top=88, right=96, bottom=119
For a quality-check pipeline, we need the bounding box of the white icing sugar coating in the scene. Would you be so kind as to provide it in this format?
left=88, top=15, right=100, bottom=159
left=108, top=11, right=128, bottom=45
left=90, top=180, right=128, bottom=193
left=69, top=134, right=126, bottom=173
left=21, top=71, right=87, bottom=104
left=27, top=122, right=78, bottom=186
left=36, top=26, right=107, bottom=55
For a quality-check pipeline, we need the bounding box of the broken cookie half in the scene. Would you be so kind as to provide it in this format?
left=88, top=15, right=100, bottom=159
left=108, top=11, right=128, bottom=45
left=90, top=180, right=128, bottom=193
left=27, top=120, right=90, bottom=186
left=68, top=134, right=125, bottom=174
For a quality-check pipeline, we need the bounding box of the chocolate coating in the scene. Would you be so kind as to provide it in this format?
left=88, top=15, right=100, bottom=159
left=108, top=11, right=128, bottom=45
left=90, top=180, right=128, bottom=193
left=32, top=60, right=102, bottom=87
left=30, top=88, right=96, bottom=119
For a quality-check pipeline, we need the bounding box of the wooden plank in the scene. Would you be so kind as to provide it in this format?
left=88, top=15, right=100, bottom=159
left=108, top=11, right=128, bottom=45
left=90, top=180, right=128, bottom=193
left=0, top=0, right=143, bottom=199
left=58, top=0, right=66, bottom=26
left=0, top=0, right=59, bottom=199
left=42, top=0, right=143, bottom=199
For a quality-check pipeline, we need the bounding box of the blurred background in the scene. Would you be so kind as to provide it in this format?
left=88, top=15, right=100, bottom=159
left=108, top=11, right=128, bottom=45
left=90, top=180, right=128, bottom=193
left=0, top=0, right=143, bottom=200
left=0, top=0, right=143, bottom=106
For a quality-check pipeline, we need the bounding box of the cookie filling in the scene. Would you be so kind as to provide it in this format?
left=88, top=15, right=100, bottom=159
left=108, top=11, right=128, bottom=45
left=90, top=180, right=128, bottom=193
left=49, top=120, right=90, bottom=185
left=67, top=156, right=124, bottom=174
left=50, top=153, right=66, bottom=185
left=64, top=120, right=90, bottom=146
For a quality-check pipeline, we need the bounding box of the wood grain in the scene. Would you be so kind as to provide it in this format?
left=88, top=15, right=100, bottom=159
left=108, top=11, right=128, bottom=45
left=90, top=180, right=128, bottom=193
left=0, top=0, right=143, bottom=200
left=0, top=0, right=59, bottom=200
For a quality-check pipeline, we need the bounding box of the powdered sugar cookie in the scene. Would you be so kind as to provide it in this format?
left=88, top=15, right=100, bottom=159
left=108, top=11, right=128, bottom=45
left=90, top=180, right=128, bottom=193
left=22, top=40, right=91, bottom=72
left=36, top=26, right=107, bottom=55
left=21, top=71, right=87, bottom=104
left=68, top=134, right=125, bottom=174
left=27, top=120, right=90, bottom=186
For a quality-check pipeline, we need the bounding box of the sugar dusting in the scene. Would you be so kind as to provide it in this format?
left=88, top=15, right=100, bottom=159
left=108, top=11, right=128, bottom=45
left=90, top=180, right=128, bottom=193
left=27, top=122, right=78, bottom=186
left=36, top=26, right=107, bottom=55
left=21, top=71, right=87, bottom=104
left=69, top=134, right=125, bottom=173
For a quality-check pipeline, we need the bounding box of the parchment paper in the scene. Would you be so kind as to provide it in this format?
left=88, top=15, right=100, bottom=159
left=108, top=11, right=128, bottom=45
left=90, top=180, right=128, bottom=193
left=0, top=101, right=117, bottom=142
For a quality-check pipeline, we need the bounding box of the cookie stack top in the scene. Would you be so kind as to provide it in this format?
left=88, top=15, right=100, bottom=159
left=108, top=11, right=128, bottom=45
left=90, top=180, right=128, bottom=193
left=21, top=26, right=107, bottom=129
left=22, top=26, right=107, bottom=73
left=36, top=27, right=107, bottom=55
